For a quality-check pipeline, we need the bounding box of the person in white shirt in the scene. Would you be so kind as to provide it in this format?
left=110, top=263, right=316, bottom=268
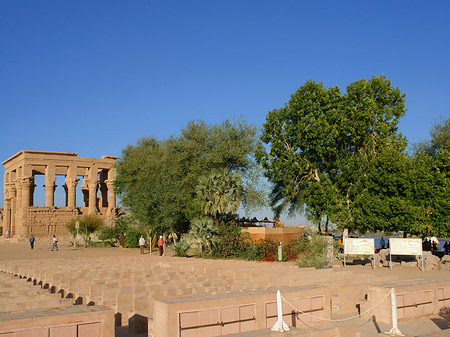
left=51, top=235, right=58, bottom=251
left=139, top=236, right=146, bottom=254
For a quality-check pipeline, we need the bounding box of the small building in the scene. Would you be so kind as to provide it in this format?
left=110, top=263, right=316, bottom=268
left=242, top=226, right=306, bottom=244
left=2, top=150, right=118, bottom=240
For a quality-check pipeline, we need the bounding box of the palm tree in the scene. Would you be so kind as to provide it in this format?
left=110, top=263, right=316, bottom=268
left=188, top=217, right=220, bottom=256
left=196, top=169, right=243, bottom=220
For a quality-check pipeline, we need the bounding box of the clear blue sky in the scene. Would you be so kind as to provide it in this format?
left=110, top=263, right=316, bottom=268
left=1, top=1, right=449, bottom=224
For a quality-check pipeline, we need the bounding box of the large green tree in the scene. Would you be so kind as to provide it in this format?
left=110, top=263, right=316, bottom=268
left=258, top=75, right=407, bottom=232
left=410, top=116, right=450, bottom=237
left=115, top=118, right=265, bottom=237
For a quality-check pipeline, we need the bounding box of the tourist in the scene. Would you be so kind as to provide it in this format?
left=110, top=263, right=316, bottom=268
left=432, top=241, right=437, bottom=255
left=139, top=235, right=146, bottom=254
left=29, top=235, right=35, bottom=250
left=158, top=235, right=164, bottom=256
left=5, top=230, right=9, bottom=238
left=444, top=242, right=450, bottom=255
left=380, top=237, right=385, bottom=249
left=51, top=235, right=58, bottom=251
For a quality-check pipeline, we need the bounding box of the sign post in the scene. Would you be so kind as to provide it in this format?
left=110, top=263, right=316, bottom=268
left=343, top=238, right=375, bottom=269
left=74, top=221, right=80, bottom=248
left=389, top=238, right=423, bottom=271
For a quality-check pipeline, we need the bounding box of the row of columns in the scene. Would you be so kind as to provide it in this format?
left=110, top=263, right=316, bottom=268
left=3, top=167, right=116, bottom=237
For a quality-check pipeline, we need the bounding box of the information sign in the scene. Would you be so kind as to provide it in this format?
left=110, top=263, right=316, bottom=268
left=344, top=238, right=374, bottom=255
left=389, top=238, right=422, bottom=255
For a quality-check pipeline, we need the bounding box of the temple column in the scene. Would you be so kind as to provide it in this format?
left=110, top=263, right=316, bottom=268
left=88, top=181, right=98, bottom=215
left=44, top=164, right=56, bottom=207
left=14, top=180, right=23, bottom=236
left=8, top=184, right=16, bottom=236
left=4, top=199, right=11, bottom=236
left=4, top=183, right=11, bottom=236
left=105, top=180, right=116, bottom=218
left=44, top=178, right=56, bottom=207
left=65, top=177, right=79, bottom=209
left=21, top=177, right=33, bottom=208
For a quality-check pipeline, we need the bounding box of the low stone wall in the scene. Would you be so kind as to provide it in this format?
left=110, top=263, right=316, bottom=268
left=368, top=278, right=450, bottom=324
left=0, top=305, right=114, bottom=337
left=152, top=285, right=330, bottom=337
left=242, top=227, right=304, bottom=244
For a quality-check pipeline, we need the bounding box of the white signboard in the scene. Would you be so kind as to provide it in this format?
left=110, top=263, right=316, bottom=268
left=344, top=238, right=374, bottom=255
left=389, top=238, right=422, bottom=255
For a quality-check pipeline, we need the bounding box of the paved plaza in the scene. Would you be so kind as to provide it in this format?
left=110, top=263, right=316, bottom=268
left=0, top=240, right=449, bottom=336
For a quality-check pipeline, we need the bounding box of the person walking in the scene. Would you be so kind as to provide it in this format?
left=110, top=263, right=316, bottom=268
left=29, top=235, right=35, bottom=250
left=380, top=237, right=385, bottom=249
left=139, top=236, right=146, bottom=254
left=158, top=235, right=164, bottom=256
left=51, top=235, right=58, bottom=251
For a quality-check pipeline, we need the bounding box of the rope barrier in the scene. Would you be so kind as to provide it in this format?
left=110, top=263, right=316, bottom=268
left=281, top=288, right=393, bottom=322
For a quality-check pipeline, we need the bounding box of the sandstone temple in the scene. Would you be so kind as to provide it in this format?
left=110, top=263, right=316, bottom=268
left=2, top=151, right=118, bottom=239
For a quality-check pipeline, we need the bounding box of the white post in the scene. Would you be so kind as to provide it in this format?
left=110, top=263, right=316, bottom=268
left=386, top=288, right=404, bottom=336
left=278, top=242, right=282, bottom=261
left=271, top=289, right=290, bottom=332
left=74, top=221, right=79, bottom=248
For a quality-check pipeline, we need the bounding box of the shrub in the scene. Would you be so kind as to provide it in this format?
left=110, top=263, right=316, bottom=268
left=296, top=235, right=330, bottom=269
left=245, top=239, right=277, bottom=261
left=284, top=237, right=309, bottom=261
left=66, top=215, right=104, bottom=247
left=173, top=240, right=191, bottom=257
left=124, top=227, right=141, bottom=248
left=214, top=222, right=250, bottom=259
left=188, top=217, right=220, bottom=257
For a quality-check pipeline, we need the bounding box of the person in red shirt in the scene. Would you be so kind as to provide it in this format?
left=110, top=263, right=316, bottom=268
left=157, top=236, right=164, bottom=256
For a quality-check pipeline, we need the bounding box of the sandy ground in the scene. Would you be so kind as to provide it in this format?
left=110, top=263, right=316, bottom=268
left=0, top=239, right=146, bottom=261
left=0, top=239, right=449, bottom=336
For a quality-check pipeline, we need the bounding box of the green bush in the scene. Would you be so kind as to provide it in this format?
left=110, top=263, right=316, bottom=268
left=173, top=240, right=191, bottom=257
left=296, top=235, right=330, bottom=269
left=65, top=215, right=104, bottom=247
left=214, top=222, right=250, bottom=259
left=244, top=243, right=259, bottom=260
left=124, top=227, right=141, bottom=248
left=245, top=239, right=277, bottom=261
left=284, top=237, right=309, bottom=261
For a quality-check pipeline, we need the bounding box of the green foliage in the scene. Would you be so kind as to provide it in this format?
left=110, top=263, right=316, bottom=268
left=196, top=169, right=243, bottom=219
left=66, top=215, right=104, bottom=247
left=172, top=239, right=191, bottom=257
left=188, top=217, right=221, bottom=257
left=259, top=76, right=407, bottom=233
left=214, top=221, right=250, bottom=259
left=296, top=235, right=329, bottom=269
left=115, top=118, right=264, bottom=238
left=284, top=237, right=309, bottom=261
left=124, top=226, right=141, bottom=248
left=247, top=239, right=278, bottom=261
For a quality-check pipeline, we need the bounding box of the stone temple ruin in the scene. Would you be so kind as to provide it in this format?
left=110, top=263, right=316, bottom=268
left=2, top=150, right=118, bottom=239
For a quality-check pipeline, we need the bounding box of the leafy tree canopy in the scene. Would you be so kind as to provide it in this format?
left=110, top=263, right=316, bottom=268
left=115, top=118, right=266, bottom=237
left=258, top=75, right=407, bottom=232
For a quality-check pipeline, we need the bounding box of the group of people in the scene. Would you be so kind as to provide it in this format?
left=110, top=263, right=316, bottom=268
left=28, top=233, right=166, bottom=255
left=139, top=235, right=165, bottom=256
left=28, top=234, right=58, bottom=251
